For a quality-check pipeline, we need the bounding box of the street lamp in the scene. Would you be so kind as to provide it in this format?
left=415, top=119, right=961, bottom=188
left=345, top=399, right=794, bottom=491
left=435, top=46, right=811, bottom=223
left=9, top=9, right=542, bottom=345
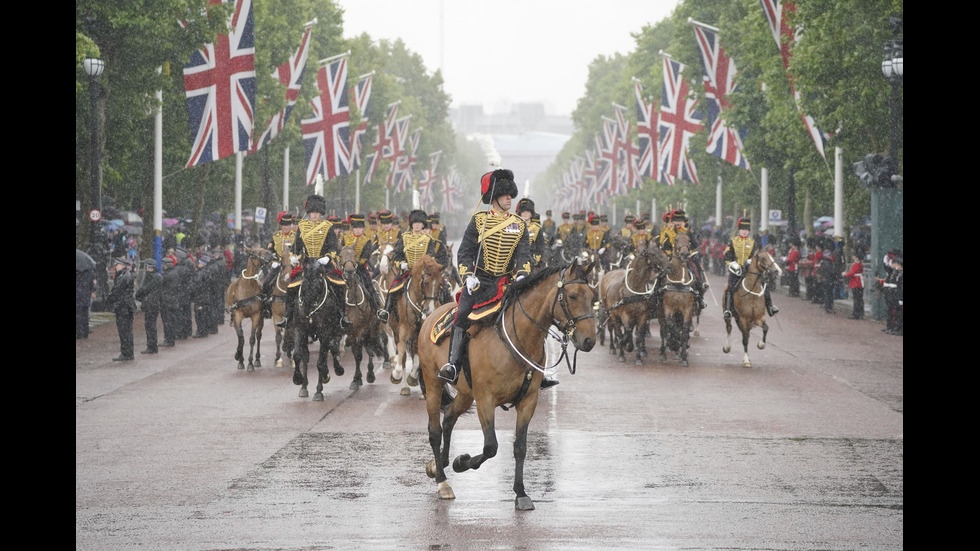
left=84, top=56, right=105, bottom=248
left=868, top=18, right=903, bottom=321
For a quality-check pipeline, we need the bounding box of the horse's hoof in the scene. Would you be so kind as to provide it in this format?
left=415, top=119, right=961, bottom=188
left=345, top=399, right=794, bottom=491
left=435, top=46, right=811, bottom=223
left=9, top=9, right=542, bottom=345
left=237, top=363, right=245, bottom=370
left=313, top=392, right=324, bottom=401
left=407, top=373, right=419, bottom=387
left=350, top=379, right=362, bottom=390
left=299, top=389, right=309, bottom=398
left=618, top=356, right=625, bottom=363
left=635, top=359, right=643, bottom=366
left=515, top=496, right=535, bottom=511
left=254, top=360, right=262, bottom=368
left=367, top=371, right=375, bottom=384
left=275, top=359, right=283, bottom=368
left=681, top=360, right=689, bottom=367
left=390, top=374, right=402, bottom=385
left=334, top=366, right=345, bottom=376
left=742, top=362, right=752, bottom=368
left=722, top=346, right=731, bottom=354
left=437, top=481, right=455, bottom=500
left=694, top=330, right=700, bottom=337
left=426, top=459, right=438, bottom=478
left=247, top=364, right=255, bottom=372
left=757, top=342, right=766, bottom=350
left=383, top=361, right=392, bottom=370
left=400, top=387, right=411, bottom=396
left=452, top=454, right=471, bottom=473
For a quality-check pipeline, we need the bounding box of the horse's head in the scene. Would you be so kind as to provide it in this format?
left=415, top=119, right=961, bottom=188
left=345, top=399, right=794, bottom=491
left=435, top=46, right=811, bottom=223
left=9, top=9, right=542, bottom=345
left=752, top=249, right=782, bottom=281
left=673, top=233, right=692, bottom=262
left=555, top=258, right=598, bottom=352
left=338, top=246, right=358, bottom=279
left=412, top=255, right=444, bottom=315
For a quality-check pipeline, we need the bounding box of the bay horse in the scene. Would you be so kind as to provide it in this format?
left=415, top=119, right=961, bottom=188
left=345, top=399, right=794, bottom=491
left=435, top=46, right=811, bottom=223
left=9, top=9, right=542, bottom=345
left=225, top=247, right=272, bottom=371
left=291, top=259, right=345, bottom=400
left=338, top=246, right=388, bottom=390
left=272, top=244, right=295, bottom=369
left=417, top=258, right=598, bottom=510
left=658, top=233, right=696, bottom=367
left=388, top=255, right=446, bottom=397
left=723, top=247, right=780, bottom=368
left=598, top=245, right=668, bottom=364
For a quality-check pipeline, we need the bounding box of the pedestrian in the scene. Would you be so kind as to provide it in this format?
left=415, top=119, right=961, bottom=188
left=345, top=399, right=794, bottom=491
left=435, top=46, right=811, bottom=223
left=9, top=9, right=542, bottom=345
left=819, top=241, right=840, bottom=314
left=842, top=247, right=865, bottom=320
left=878, top=250, right=903, bottom=335
left=160, top=255, right=180, bottom=347
left=175, top=249, right=195, bottom=339
left=784, top=237, right=802, bottom=297
left=135, top=258, right=163, bottom=354
left=439, top=168, right=539, bottom=385
left=107, top=255, right=137, bottom=361
left=191, top=253, right=213, bottom=338
left=76, top=249, right=97, bottom=339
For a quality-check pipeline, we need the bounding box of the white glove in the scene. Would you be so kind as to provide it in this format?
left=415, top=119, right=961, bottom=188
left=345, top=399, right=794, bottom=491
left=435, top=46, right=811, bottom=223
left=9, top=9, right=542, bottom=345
left=383, top=244, right=394, bottom=256
left=465, top=275, right=480, bottom=293
left=290, top=255, right=299, bottom=265
left=516, top=275, right=525, bottom=282
left=318, top=256, right=331, bottom=266
left=400, top=262, right=408, bottom=271
left=271, top=261, right=280, bottom=269
left=598, top=248, right=605, bottom=255
left=728, top=261, right=742, bottom=276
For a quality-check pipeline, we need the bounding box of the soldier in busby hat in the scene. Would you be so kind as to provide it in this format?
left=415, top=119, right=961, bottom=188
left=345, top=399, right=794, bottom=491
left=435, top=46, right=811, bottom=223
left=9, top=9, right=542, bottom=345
left=384, top=209, right=451, bottom=320
left=439, top=168, right=534, bottom=385
left=341, top=213, right=388, bottom=322
left=723, top=217, right=779, bottom=320
left=516, top=198, right=545, bottom=270
left=261, top=211, right=297, bottom=318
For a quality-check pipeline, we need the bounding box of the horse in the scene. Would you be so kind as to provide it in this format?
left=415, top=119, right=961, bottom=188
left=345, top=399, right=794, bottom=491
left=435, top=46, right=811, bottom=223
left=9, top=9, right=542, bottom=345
left=658, top=233, right=697, bottom=367
left=224, top=247, right=273, bottom=371
left=723, top=247, right=780, bottom=368
left=338, top=246, right=389, bottom=390
left=604, top=235, right=632, bottom=271
left=291, top=258, right=346, bottom=400
left=416, top=258, right=598, bottom=510
left=388, top=255, right=447, bottom=397
left=598, top=245, right=669, bottom=364
left=272, top=244, right=295, bottom=369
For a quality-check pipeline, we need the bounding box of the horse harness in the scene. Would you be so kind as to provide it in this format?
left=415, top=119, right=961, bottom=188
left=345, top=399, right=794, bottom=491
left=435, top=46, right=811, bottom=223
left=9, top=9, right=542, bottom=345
left=228, top=250, right=270, bottom=312
left=491, top=267, right=596, bottom=410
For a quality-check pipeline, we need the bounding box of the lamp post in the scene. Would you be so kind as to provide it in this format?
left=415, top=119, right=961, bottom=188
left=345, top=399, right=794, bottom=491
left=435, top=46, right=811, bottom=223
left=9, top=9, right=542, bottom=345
left=83, top=56, right=105, bottom=248
left=869, top=18, right=903, bottom=321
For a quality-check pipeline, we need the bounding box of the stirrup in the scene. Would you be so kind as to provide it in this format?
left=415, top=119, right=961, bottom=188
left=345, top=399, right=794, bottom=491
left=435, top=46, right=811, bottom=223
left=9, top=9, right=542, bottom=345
left=276, top=317, right=288, bottom=329
left=724, top=310, right=732, bottom=321
left=768, top=306, right=779, bottom=316
left=340, top=316, right=352, bottom=330
left=438, top=363, right=458, bottom=384
left=377, top=309, right=389, bottom=323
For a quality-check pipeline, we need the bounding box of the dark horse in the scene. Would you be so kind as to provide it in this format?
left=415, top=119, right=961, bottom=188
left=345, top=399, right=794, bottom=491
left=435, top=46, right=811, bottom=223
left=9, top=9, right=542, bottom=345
left=417, top=259, right=598, bottom=510
left=658, top=232, right=696, bottom=366
left=291, top=258, right=345, bottom=400
left=598, top=244, right=669, bottom=364
left=225, top=247, right=273, bottom=371
left=338, top=246, right=389, bottom=390
left=723, top=247, right=780, bottom=368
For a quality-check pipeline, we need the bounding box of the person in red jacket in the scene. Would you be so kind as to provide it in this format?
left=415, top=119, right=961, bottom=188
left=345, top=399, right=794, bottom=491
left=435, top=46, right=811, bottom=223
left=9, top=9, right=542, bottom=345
left=842, top=247, right=865, bottom=319
left=784, top=237, right=802, bottom=297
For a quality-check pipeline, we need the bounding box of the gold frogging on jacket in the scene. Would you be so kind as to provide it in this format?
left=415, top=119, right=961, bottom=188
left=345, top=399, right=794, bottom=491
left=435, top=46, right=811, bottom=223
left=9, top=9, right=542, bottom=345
left=298, top=219, right=332, bottom=259
left=470, top=212, right=527, bottom=277
left=402, top=232, right=432, bottom=268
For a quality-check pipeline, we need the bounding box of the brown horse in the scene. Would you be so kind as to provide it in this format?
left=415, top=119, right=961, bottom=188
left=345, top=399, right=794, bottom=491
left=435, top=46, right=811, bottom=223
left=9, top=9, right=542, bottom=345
left=723, top=247, right=779, bottom=367
left=658, top=233, right=696, bottom=366
left=272, top=243, right=295, bottom=369
left=225, top=247, right=273, bottom=371
left=598, top=244, right=668, bottom=364
left=388, top=255, right=447, bottom=397
left=338, top=246, right=388, bottom=390
left=416, top=259, right=598, bottom=510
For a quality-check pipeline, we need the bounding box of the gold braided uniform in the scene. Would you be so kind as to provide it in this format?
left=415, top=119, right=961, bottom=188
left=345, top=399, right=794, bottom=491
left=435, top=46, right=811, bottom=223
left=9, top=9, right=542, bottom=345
left=586, top=228, right=606, bottom=251
left=557, top=221, right=573, bottom=242
left=340, top=232, right=372, bottom=262
left=724, top=235, right=756, bottom=265
left=297, top=219, right=334, bottom=260
left=399, top=232, right=433, bottom=268
left=271, top=230, right=296, bottom=259
left=620, top=226, right=634, bottom=240
left=374, top=227, right=401, bottom=252
left=459, top=211, right=531, bottom=279
left=632, top=230, right=651, bottom=251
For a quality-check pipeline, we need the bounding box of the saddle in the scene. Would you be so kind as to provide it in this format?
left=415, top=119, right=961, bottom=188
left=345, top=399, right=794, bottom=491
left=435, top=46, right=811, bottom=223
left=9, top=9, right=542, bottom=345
left=428, top=305, right=496, bottom=345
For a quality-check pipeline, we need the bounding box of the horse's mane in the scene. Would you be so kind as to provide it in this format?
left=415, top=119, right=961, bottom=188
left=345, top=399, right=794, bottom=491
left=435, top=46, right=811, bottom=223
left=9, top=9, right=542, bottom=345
left=503, top=264, right=565, bottom=302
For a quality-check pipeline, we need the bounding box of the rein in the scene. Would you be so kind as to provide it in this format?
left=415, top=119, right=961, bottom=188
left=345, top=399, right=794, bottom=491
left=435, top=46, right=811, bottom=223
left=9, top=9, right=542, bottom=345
left=406, top=268, right=441, bottom=322
left=298, top=274, right=330, bottom=318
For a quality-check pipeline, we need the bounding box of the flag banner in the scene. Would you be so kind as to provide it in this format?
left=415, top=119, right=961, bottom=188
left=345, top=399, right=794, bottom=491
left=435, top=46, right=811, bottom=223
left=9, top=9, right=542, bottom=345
left=441, top=167, right=462, bottom=213
left=612, top=103, right=641, bottom=190
left=183, top=0, right=256, bottom=167
left=349, top=72, right=373, bottom=169
left=301, top=54, right=351, bottom=185
left=385, top=116, right=412, bottom=189
left=658, top=55, right=703, bottom=185
left=417, top=150, right=441, bottom=209
left=634, top=80, right=659, bottom=179
left=692, top=22, right=750, bottom=170
left=394, top=128, right=422, bottom=193
left=759, top=0, right=830, bottom=159
left=250, top=23, right=313, bottom=154
left=364, top=101, right=399, bottom=184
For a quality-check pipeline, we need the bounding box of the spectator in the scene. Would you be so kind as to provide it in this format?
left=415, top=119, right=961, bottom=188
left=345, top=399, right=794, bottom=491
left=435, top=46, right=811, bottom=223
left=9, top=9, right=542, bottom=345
left=842, top=247, right=865, bottom=320
left=107, top=255, right=137, bottom=361
left=135, top=258, right=163, bottom=354
left=76, top=249, right=97, bottom=339
left=784, top=237, right=802, bottom=298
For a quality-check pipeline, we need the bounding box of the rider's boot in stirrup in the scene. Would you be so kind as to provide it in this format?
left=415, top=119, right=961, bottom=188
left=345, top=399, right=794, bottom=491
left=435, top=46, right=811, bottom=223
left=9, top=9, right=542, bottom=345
left=765, top=289, right=779, bottom=317
left=439, top=327, right=467, bottom=384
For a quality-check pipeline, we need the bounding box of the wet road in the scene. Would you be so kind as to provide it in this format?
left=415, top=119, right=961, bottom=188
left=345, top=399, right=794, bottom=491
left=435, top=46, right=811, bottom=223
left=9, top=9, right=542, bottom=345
left=76, top=272, right=903, bottom=550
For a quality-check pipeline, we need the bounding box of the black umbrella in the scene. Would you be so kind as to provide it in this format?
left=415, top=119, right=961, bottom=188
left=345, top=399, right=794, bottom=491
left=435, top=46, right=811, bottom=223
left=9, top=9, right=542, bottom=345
left=76, top=249, right=96, bottom=271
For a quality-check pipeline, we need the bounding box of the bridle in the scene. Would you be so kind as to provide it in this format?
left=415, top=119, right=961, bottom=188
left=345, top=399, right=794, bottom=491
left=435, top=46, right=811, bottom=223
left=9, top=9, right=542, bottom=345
left=240, top=249, right=271, bottom=280
left=739, top=250, right=779, bottom=297
left=406, top=262, right=442, bottom=321
left=499, top=265, right=596, bottom=376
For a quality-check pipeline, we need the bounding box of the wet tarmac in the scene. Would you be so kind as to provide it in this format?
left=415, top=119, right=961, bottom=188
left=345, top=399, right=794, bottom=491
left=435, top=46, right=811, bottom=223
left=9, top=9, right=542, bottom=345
left=77, top=272, right=902, bottom=550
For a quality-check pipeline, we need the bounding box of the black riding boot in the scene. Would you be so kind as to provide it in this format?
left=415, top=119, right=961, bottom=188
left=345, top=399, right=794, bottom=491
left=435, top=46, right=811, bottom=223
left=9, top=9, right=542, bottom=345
left=439, top=327, right=467, bottom=384
left=764, top=288, right=779, bottom=316
left=724, top=289, right=734, bottom=321
left=277, top=293, right=294, bottom=328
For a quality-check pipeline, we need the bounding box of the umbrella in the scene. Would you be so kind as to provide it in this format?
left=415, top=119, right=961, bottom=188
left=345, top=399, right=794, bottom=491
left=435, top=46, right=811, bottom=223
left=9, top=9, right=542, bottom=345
left=122, top=224, right=143, bottom=235
left=76, top=249, right=96, bottom=271
left=163, top=218, right=180, bottom=227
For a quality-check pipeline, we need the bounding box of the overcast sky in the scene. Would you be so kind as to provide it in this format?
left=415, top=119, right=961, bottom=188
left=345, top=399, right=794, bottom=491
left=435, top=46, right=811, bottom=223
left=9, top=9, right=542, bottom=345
left=338, top=0, right=680, bottom=116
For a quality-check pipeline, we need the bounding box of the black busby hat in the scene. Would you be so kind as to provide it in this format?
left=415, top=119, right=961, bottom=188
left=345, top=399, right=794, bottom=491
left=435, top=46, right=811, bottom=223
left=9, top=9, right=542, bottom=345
left=349, top=214, right=366, bottom=228
left=624, top=214, right=635, bottom=223
left=531, top=212, right=541, bottom=224
left=634, top=219, right=646, bottom=230
left=277, top=211, right=292, bottom=225
left=737, top=217, right=751, bottom=230
left=378, top=210, right=393, bottom=223
left=305, top=194, right=326, bottom=214
left=480, top=169, right=518, bottom=204
left=429, top=212, right=440, bottom=222
left=562, top=212, right=570, bottom=219
left=589, top=214, right=600, bottom=225
left=671, top=209, right=687, bottom=222
left=409, top=209, right=428, bottom=226
left=516, top=197, right=535, bottom=215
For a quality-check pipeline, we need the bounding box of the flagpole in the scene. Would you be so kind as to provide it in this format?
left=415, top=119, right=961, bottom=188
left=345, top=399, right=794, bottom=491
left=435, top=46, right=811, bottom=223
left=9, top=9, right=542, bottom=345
left=355, top=167, right=361, bottom=213
left=283, top=146, right=290, bottom=212
left=688, top=17, right=720, bottom=33
left=318, top=50, right=351, bottom=66
left=154, top=66, right=163, bottom=271
left=235, top=151, right=243, bottom=236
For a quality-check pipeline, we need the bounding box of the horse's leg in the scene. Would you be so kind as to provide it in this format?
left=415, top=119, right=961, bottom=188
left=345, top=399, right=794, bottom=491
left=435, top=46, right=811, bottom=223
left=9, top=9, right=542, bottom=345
left=234, top=313, right=246, bottom=369
left=252, top=317, right=263, bottom=369
left=635, top=315, right=647, bottom=365
left=512, top=393, right=541, bottom=511
left=274, top=326, right=283, bottom=367
left=426, top=381, right=469, bottom=500
left=722, top=316, right=733, bottom=354
left=314, top=339, right=331, bottom=401
left=293, top=326, right=310, bottom=397
left=659, top=314, right=670, bottom=361
left=453, top=398, right=498, bottom=474
left=740, top=320, right=752, bottom=368
left=350, top=343, right=363, bottom=390
left=758, top=320, right=769, bottom=351
left=391, top=325, right=407, bottom=384
left=679, top=312, right=691, bottom=367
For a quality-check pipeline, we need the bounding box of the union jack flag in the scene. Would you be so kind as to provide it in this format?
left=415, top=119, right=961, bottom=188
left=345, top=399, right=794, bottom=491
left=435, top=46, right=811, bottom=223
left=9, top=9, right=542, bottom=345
left=250, top=23, right=313, bottom=155
left=658, top=56, right=703, bottom=185
left=364, top=101, right=399, bottom=184
left=348, top=72, right=373, bottom=170
left=634, top=80, right=659, bottom=179
left=394, top=127, right=422, bottom=193
left=417, top=150, right=441, bottom=209
left=759, top=0, right=829, bottom=159
left=612, top=104, right=641, bottom=190
left=183, top=0, right=256, bottom=167
left=301, top=53, right=351, bottom=186
left=600, top=117, right=625, bottom=196
left=692, top=23, right=750, bottom=170
left=386, top=116, right=412, bottom=189
left=441, top=167, right=462, bottom=213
